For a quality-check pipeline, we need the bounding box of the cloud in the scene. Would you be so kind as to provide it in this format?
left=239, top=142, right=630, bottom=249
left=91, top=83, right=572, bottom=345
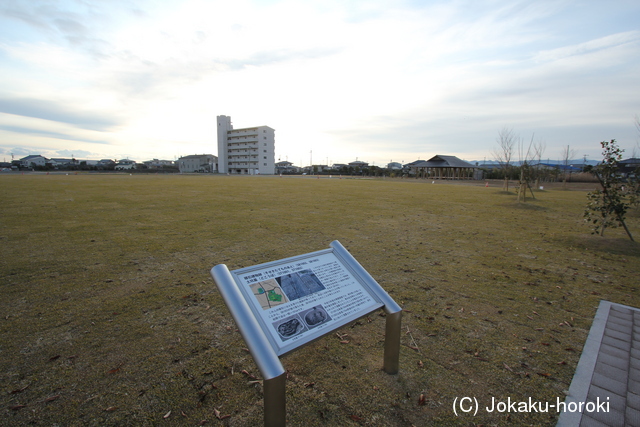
left=0, top=97, right=119, bottom=131
left=534, top=30, right=640, bottom=63
left=0, top=146, right=32, bottom=157
left=1, top=0, right=639, bottom=165
left=0, top=124, right=110, bottom=145
left=54, top=149, right=94, bottom=158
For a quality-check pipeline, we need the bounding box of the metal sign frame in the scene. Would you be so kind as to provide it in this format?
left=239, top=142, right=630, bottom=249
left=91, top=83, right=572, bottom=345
left=210, top=240, right=402, bottom=426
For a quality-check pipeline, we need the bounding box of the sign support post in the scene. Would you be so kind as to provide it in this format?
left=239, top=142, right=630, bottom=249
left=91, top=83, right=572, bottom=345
left=328, top=240, right=402, bottom=374
left=210, top=264, right=286, bottom=426
left=210, top=240, right=402, bottom=425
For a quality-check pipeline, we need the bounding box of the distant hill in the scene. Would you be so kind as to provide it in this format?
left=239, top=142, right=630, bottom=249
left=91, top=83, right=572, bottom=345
left=467, top=159, right=599, bottom=167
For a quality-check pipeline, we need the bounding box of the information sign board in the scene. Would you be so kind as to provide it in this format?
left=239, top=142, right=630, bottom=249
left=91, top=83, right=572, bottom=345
left=230, top=248, right=384, bottom=356
left=210, top=241, right=402, bottom=427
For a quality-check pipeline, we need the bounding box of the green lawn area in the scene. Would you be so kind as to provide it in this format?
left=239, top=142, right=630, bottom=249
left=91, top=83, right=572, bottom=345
left=1, top=174, right=639, bottom=426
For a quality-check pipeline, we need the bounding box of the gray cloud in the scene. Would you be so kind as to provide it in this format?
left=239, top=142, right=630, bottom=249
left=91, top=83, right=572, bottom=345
left=54, top=149, right=94, bottom=158
left=0, top=124, right=110, bottom=145
left=0, top=97, right=120, bottom=131
left=0, top=146, right=32, bottom=157
left=221, top=47, right=341, bottom=71
left=0, top=2, right=113, bottom=59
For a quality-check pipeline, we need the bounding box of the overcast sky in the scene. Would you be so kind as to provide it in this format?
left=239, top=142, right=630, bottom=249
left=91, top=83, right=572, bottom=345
left=1, top=0, right=639, bottom=166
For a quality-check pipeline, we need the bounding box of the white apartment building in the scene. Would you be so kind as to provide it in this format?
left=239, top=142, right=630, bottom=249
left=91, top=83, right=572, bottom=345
left=217, top=115, right=275, bottom=174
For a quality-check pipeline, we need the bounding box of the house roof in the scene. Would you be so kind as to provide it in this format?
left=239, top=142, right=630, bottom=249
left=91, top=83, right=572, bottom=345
left=20, top=154, right=46, bottom=160
left=178, top=154, right=215, bottom=160
left=403, top=159, right=426, bottom=167
left=410, top=155, right=476, bottom=169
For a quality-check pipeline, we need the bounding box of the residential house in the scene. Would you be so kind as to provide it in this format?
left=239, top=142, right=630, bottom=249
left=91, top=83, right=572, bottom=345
left=275, top=161, right=299, bottom=174
left=97, top=159, right=116, bottom=170
left=115, top=159, right=137, bottom=170
left=619, top=158, right=640, bottom=178
left=177, top=154, right=217, bottom=173
left=348, top=160, right=369, bottom=169
left=143, top=159, right=175, bottom=169
left=19, top=155, right=47, bottom=169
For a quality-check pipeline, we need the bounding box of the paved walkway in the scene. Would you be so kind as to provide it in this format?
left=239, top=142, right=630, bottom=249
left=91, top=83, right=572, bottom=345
left=557, top=300, right=640, bottom=427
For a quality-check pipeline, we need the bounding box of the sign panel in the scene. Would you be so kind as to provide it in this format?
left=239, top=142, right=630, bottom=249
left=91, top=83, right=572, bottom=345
left=231, top=249, right=384, bottom=356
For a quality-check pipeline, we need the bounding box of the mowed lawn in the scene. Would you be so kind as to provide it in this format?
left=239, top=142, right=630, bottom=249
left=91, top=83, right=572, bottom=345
left=1, top=174, right=639, bottom=426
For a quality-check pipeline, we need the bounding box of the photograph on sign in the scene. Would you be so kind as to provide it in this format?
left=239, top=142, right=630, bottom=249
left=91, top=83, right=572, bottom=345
left=276, top=270, right=325, bottom=301
left=234, top=250, right=383, bottom=355
left=273, top=313, right=308, bottom=341
left=301, top=305, right=331, bottom=329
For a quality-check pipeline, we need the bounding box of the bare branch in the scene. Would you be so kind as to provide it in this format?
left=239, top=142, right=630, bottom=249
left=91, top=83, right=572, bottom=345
left=493, top=127, right=519, bottom=191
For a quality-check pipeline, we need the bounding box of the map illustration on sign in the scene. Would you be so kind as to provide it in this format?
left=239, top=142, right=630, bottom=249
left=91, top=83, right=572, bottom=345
left=250, top=279, right=289, bottom=310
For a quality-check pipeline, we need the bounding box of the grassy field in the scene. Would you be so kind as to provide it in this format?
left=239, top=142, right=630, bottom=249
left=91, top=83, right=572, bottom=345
left=1, top=174, right=639, bottom=426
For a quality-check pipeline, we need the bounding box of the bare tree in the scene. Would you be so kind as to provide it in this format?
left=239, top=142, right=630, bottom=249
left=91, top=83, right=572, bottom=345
left=561, top=145, right=577, bottom=189
left=634, top=114, right=640, bottom=157
left=493, top=127, right=517, bottom=191
left=534, top=140, right=546, bottom=188
left=516, top=134, right=545, bottom=202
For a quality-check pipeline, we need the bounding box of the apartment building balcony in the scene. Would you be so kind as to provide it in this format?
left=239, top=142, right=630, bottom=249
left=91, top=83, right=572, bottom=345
left=227, top=129, right=259, bottom=137
left=227, top=141, right=258, bottom=148
left=229, top=155, right=258, bottom=162
left=228, top=146, right=258, bottom=153
left=229, top=162, right=258, bottom=167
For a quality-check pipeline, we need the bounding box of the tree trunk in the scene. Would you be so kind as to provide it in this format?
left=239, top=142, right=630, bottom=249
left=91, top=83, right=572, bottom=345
left=621, top=219, right=635, bottom=242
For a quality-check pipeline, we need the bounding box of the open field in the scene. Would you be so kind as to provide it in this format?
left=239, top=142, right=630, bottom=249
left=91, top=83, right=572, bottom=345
left=1, top=174, right=639, bottom=426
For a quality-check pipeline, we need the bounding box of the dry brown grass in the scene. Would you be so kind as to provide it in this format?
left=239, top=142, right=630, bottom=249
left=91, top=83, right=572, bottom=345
left=1, top=174, right=639, bottom=426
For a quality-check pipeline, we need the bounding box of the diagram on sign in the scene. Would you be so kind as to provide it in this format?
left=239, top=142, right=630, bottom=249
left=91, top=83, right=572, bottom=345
left=250, top=278, right=289, bottom=310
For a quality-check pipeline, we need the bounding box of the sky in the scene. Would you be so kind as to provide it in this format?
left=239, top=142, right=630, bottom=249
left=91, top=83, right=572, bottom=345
left=1, top=0, right=639, bottom=167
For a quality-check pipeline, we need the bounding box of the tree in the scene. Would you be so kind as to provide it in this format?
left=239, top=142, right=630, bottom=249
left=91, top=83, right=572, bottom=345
left=533, top=140, right=546, bottom=189
left=493, top=127, right=516, bottom=191
left=561, top=145, right=577, bottom=189
left=516, top=134, right=545, bottom=202
left=634, top=114, right=640, bottom=157
left=584, top=139, right=634, bottom=241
